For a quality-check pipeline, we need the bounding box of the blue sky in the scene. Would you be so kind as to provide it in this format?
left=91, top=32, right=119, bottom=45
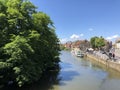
left=30, top=0, right=120, bottom=43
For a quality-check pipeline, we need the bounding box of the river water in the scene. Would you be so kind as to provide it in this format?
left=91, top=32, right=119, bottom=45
left=7, top=51, right=120, bottom=90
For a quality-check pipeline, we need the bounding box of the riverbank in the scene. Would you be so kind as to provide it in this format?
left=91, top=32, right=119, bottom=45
left=86, top=53, right=120, bottom=72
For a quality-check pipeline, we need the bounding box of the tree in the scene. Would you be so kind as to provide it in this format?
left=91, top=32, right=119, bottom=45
left=95, top=36, right=105, bottom=49
left=90, top=36, right=105, bottom=49
left=90, top=36, right=98, bottom=49
left=3, top=36, right=35, bottom=86
left=0, top=0, right=60, bottom=87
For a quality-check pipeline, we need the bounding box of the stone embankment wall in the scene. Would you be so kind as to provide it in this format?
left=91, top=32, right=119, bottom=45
left=86, top=54, right=120, bottom=72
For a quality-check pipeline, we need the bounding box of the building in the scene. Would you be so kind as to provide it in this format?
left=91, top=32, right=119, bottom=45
left=115, top=38, right=120, bottom=49
left=114, top=38, right=120, bottom=57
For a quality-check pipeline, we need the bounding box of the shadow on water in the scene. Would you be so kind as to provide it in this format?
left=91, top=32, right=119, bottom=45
left=58, top=70, right=80, bottom=86
left=55, top=61, right=80, bottom=86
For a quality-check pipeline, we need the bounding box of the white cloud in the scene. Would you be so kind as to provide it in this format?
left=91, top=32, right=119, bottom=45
left=70, top=33, right=84, bottom=39
left=70, top=34, right=80, bottom=39
left=60, top=38, right=68, bottom=43
left=60, top=33, right=84, bottom=43
left=80, top=33, right=84, bottom=37
left=89, top=28, right=94, bottom=31
left=106, top=34, right=119, bottom=40
left=113, top=35, right=119, bottom=38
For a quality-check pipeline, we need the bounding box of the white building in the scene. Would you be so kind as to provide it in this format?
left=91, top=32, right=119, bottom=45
left=116, top=43, right=120, bottom=49
left=115, top=38, right=120, bottom=57
left=115, top=38, right=120, bottom=49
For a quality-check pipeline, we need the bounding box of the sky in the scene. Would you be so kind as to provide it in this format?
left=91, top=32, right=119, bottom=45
left=30, top=0, right=120, bottom=43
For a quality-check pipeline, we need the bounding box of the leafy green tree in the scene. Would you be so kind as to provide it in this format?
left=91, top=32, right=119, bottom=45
left=0, top=0, right=60, bottom=87
left=95, top=36, right=105, bottom=48
left=90, top=36, right=98, bottom=49
left=3, top=36, right=35, bottom=86
left=90, top=36, right=105, bottom=49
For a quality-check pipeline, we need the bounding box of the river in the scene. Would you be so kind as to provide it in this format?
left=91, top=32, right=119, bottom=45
left=6, top=51, right=120, bottom=90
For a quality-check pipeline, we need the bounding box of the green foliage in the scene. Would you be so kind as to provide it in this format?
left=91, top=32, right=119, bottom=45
left=0, top=0, right=60, bottom=87
left=90, top=36, right=105, bottom=49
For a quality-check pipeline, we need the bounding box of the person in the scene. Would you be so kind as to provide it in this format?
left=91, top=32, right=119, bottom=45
left=112, top=53, right=115, bottom=60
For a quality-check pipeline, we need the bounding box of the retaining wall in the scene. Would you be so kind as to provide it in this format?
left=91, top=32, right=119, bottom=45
left=86, top=54, right=120, bottom=72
